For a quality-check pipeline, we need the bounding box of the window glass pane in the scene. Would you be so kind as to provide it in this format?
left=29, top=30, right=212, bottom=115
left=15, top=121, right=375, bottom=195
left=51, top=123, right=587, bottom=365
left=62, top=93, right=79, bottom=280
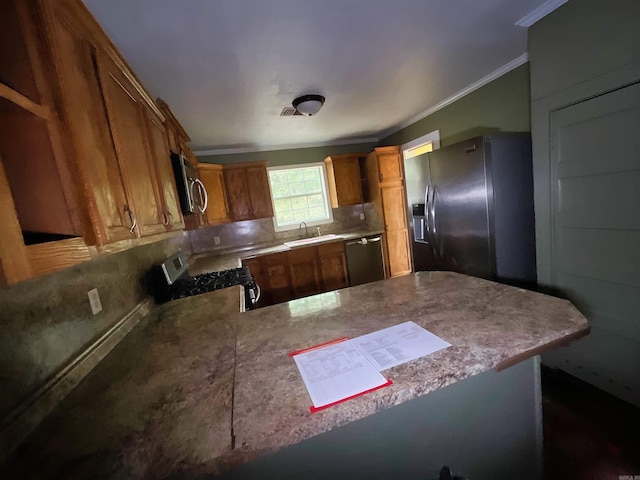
left=290, top=196, right=309, bottom=209
left=274, top=197, right=292, bottom=211
left=270, top=170, right=289, bottom=186
left=287, top=170, right=305, bottom=183
left=271, top=184, right=290, bottom=199
left=303, top=168, right=319, bottom=182
left=289, top=182, right=306, bottom=195
left=305, top=178, right=321, bottom=192
left=309, top=206, right=326, bottom=219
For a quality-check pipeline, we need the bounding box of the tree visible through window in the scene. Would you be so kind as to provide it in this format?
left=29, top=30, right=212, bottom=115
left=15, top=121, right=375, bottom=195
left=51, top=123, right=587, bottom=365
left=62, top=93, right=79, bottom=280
left=267, top=163, right=333, bottom=231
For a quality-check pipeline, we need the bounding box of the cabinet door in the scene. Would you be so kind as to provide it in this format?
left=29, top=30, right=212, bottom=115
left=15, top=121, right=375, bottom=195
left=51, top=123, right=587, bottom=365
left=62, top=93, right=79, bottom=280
left=96, top=54, right=165, bottom=237
left=246, top=165, right=274, bottom=219
left=144, top=108, right=184, bottom=230
left=381, top=185, right=408, bottom=231
left=385, top=229, right=412, bottom=277
left=381, top=185, right=411, bottom=277
left=326, top=156, right=363, bottom=207
left=45, top=9, right=132, bottom=244
left=198, top=164, right=230, bottom=225
left=263, top=252, right=293, bottom=304
left=289, top=247, right=321, bottom=298
left=223, top=168, right=252, bottom=221
left=378, top=153, right=403, bottom=183
left=317, top=242, right=348, bottom=291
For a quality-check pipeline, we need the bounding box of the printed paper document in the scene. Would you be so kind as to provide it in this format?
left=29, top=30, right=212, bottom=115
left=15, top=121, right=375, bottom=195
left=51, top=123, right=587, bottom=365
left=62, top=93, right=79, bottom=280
left=292, top=339, right=388, bottom=409
left=352, top=321, right=451, bottom=371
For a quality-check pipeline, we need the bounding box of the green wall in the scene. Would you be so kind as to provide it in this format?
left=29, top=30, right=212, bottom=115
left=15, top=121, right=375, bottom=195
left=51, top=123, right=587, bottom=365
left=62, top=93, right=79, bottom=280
left=380, top=64, right=531, bottom=147
left=197, top=142, right=375, bottom=167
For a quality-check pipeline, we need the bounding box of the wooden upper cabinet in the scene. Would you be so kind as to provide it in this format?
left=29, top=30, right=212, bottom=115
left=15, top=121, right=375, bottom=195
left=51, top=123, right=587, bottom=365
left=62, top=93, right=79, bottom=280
left=143, top=108, right=184, bottom=230
left=245, top=165, right=274, bottom=219
left=324, top=153, right=366, bottom=207
left=40, top=3, right=133, bottom=244
left=223, top=162, right=273, bottom=221
left=374, top=146, right=403, bottom=183
left=317, top=242, right=348, bottom=291
left=198, top=163, right=230, bottom=225
left=223, top=167, right=252, bottom=221
left=96, top=53, right=165, bottom=237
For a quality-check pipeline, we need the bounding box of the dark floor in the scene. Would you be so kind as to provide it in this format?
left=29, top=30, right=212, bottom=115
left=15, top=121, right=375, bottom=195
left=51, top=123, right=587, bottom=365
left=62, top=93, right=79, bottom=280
left=542, top=366, right=640, bottom=480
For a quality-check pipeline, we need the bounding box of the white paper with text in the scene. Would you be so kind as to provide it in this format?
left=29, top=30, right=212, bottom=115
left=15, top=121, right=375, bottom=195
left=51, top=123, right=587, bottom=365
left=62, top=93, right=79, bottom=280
left=292, top=340, right=388, bottom=408
left=352, top=321, right=450, bottom=371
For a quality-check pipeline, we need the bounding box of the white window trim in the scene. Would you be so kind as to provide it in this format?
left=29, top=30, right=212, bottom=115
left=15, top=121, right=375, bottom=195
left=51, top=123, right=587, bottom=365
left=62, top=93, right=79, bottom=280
left=401, top=129, right=441, bottom=160
left=268, top=162, right=334, bottom=233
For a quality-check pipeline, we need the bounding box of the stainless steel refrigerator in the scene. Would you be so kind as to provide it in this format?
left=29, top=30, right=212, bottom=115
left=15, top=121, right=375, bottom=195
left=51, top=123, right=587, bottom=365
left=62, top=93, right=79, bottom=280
left=405, top=134, right=536, bottom=287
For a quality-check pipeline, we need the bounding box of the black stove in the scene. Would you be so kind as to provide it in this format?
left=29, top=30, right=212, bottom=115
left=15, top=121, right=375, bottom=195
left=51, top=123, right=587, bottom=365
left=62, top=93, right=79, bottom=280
left=151, top=253, right=259, bottom=309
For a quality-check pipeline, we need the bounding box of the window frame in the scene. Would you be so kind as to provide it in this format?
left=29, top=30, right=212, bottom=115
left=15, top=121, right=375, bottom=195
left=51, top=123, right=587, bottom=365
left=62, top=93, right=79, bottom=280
left=267, top=162, right=334, bottom=233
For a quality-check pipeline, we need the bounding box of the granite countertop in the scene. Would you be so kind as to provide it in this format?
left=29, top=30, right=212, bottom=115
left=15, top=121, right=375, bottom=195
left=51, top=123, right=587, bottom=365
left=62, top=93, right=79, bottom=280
left=230, top=272, right=589, bottom=463
left=188, top=228, right=385, bottom=275
left=1, top=272, right=589, bottom=479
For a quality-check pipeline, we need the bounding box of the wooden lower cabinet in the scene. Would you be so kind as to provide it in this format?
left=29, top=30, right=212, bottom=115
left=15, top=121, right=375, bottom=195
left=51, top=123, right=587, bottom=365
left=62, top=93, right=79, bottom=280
left=242, top=241, right=349, bottom=307
left=317, top=242, right=349, bottom=291
left=262, top=252, right=293, bottom=305
left=288, top=248, right=321, bottom=299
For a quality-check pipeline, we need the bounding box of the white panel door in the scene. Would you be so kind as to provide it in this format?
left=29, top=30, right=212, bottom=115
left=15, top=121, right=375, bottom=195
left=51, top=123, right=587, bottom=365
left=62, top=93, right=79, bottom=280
left=544, top=81, right=640, bottom=406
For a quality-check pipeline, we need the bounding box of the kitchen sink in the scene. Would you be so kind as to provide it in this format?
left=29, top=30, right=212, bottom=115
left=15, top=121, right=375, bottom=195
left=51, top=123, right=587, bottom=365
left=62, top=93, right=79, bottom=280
left=283, top=234, right=339, bottom=248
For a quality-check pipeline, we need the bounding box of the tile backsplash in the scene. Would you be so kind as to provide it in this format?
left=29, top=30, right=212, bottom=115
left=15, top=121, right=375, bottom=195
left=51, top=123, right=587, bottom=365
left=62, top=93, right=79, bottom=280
left=187, top=204, right=383, bottom=254
left=0, top=234, right=188, bottom=421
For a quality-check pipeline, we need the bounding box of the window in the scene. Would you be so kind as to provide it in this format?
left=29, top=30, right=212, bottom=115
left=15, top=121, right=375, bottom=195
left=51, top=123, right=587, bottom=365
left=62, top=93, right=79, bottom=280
left=267, top=163, right=333, bottom=231
left=401, top=130, right=441, bottom=160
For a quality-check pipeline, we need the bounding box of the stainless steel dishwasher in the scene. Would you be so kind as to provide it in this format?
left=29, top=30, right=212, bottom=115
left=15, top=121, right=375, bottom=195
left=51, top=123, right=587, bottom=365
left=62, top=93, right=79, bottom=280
left=345, top=235, right=386, bottom=286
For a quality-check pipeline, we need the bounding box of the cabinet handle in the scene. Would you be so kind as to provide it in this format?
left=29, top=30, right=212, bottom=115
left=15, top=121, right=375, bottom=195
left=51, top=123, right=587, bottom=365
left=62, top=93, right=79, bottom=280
left=162, top=212, right=170, bottom=226
left=168, top=212, right=174, bottom=226
left=379, top=173, right=384, bottom=182
left=125, top=205, right=137, bottom=234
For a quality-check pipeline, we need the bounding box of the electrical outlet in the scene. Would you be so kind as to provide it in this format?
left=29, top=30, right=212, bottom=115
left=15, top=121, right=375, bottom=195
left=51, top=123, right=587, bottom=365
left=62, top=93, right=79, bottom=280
left=359, top=212, right=365, bottom=220
left=88, top=288, right=102, bottom=315
left=214, top=236, right=221, bottom=245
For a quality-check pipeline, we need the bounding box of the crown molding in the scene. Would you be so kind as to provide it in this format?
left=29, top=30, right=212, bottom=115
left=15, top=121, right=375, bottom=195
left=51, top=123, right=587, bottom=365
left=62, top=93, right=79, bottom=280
left=515, top=0, right=569, bottom=27
left=378, top=53, right=529, bottom=141
left=194, top=136, right=378, bottom=157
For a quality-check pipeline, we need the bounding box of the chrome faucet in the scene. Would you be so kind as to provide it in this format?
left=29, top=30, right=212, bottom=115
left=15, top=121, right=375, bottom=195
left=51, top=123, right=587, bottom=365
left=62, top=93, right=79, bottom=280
left=299, top=221, right=309, bottom=238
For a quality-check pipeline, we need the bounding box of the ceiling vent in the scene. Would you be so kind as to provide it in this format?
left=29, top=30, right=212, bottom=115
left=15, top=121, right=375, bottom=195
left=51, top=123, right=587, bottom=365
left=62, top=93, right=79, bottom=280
left=280, top=107, right=301, bottom=117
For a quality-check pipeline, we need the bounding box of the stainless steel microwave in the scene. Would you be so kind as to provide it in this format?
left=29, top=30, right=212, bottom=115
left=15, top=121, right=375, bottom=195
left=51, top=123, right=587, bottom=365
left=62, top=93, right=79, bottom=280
left=171, top=152, right=208, bottom=214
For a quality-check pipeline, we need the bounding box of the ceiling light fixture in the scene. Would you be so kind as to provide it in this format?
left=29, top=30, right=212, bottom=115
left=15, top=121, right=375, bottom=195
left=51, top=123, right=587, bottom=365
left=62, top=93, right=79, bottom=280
left=292, top=94, right=325, bottom=116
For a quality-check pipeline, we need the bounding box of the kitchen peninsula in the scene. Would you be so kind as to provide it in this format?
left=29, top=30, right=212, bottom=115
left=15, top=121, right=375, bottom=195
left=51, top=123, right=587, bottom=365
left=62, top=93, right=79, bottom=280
left=1, top=272, right=588, bottom=479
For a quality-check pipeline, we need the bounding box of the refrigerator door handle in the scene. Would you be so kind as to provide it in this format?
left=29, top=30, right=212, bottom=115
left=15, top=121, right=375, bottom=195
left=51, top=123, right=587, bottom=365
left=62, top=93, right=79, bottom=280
left=424, top=185, right=431, bottom=237
left=430, top=186, right=441, bottom=258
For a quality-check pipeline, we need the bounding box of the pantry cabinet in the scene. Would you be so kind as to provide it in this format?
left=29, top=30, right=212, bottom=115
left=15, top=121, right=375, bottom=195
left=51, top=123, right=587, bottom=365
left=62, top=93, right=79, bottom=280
left=366, top=146, right=412, bottom=278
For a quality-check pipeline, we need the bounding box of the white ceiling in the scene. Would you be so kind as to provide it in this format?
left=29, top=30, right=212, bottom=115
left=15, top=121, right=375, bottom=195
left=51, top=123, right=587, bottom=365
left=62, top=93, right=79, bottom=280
left=83, top=0, right=548, bottom=153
